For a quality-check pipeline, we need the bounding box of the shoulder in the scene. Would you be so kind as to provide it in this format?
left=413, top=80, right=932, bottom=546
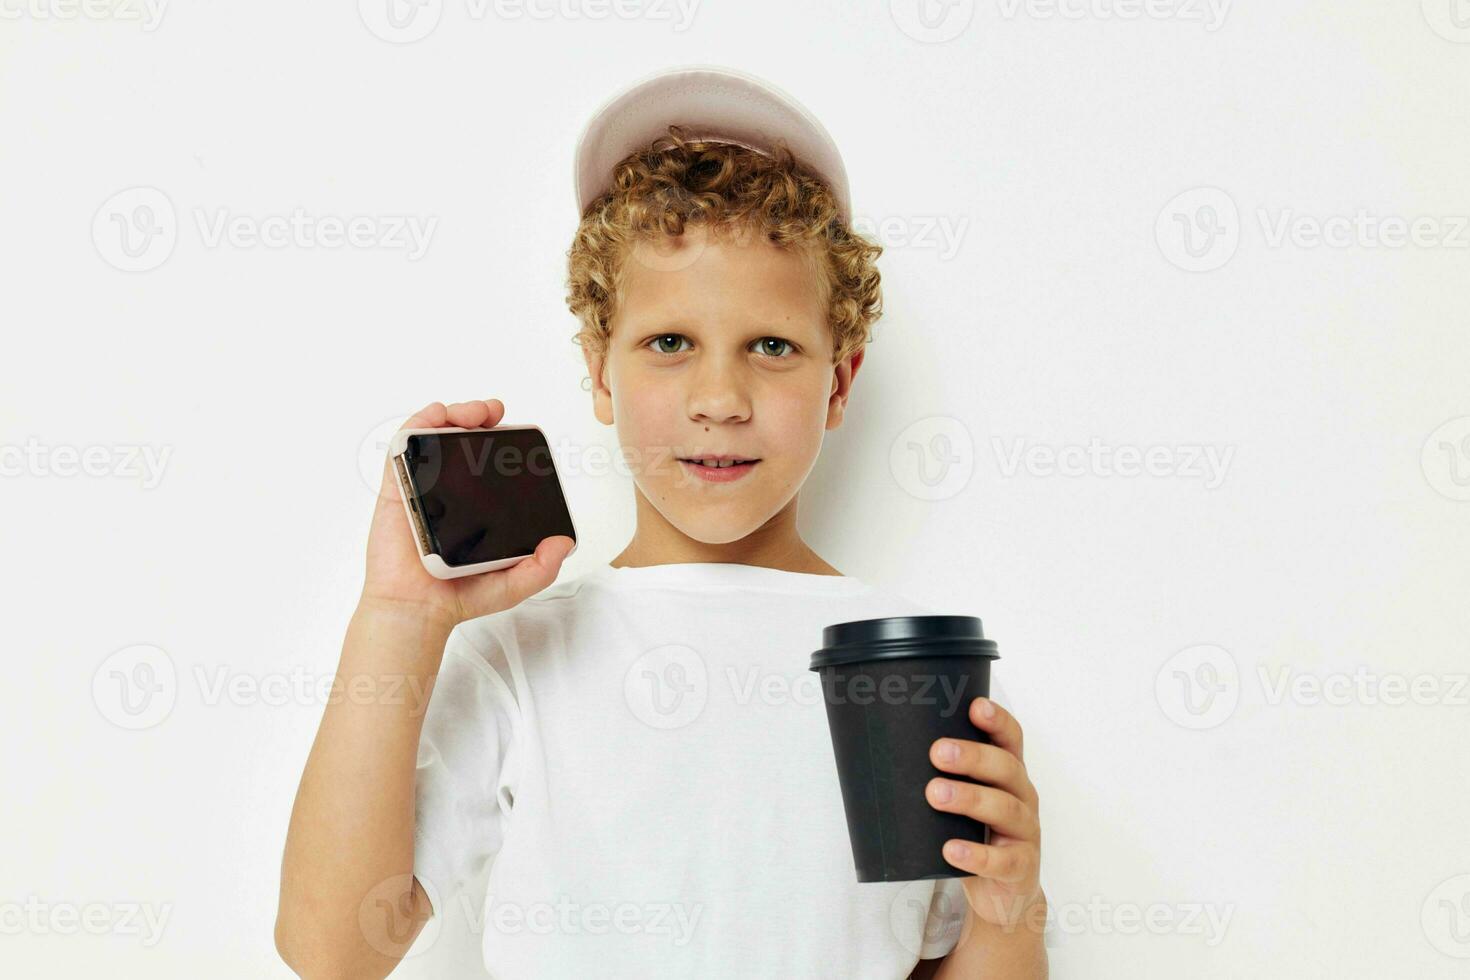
left=854, top=582, right=941, bottom=618
left=446, top=565, right=604, bottom=663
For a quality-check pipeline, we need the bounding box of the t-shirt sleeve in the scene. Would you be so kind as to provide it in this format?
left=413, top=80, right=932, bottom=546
left=412, top=623, right=519, bottom=915
left=918, top=877, right=970, bottom=959
left=918, top=671, right=1056, bottom=958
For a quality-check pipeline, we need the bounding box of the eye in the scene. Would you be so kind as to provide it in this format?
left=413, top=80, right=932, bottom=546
left=755, top=337, right=796, bottom=358
left=646, top=334, right=692, bottom=356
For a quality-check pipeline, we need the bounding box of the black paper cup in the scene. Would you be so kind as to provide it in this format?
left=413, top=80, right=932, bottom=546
left=809, top=615, right=1000, bottom=883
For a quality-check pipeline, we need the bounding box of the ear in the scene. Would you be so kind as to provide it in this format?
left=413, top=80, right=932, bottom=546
left=826, top=346, right=864, bottom=430
left=583, top=339, right=614, bottom=426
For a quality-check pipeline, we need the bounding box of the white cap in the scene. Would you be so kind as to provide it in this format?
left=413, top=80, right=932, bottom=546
left=573, top=64, right=852, bottom=224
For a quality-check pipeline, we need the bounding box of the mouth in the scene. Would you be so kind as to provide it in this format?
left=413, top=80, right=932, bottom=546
left=677, top=454, right=761, bottom=483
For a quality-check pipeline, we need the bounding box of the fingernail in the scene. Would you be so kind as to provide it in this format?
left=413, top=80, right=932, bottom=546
left=946, top=841, right=969, bottom=861
left=931, top=780, right=953, bottom=802
left=980, top=697, right=996, bottom=719
left=937, top=739, right=959, bottom=762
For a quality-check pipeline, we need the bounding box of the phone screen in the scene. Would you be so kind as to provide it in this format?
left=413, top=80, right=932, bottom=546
left=401, top=428, right=575, bottom=567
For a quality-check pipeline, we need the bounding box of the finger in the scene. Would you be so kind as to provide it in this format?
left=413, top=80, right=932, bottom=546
left=503, top=535, right=575, bottom=599
left=925, top=779, right=1039, bottom=841
left=400, top=401, right=449, bottom=430
left=466, top=535, right=575, bottom=607
left=444, top=399, right=505, bottom=430
left=930, top=737, right=1037, bottom=808
left=969, top=696, right=1024, bottom=763
left=941, top=840, right=1037, bottom=884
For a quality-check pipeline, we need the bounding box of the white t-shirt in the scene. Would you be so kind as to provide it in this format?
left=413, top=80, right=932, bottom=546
left=413, top=561, right=1024, bottom=978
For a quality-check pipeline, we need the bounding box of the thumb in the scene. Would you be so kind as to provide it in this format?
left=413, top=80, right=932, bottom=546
left=500, top=536, right=575, bottom=598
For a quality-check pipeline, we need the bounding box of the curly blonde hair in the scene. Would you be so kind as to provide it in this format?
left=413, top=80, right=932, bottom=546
left=564, top=124, right=882, bottom=365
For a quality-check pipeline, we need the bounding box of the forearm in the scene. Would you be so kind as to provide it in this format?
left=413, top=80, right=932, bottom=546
left=275, top=600, right=454, bottom=978
left=931, top=892, right=1048, bottom=980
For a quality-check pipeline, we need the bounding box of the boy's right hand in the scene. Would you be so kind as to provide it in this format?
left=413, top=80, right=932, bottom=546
left=360, top=398, right=575, bottom=627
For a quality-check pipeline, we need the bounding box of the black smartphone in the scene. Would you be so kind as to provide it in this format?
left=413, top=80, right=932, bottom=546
left=387, top=425, right=578, bottom=578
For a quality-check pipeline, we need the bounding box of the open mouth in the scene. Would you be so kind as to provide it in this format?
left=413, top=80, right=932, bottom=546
left=681, top=457, right=759, bottom=468
left=677, top=455, right=761, bottom=482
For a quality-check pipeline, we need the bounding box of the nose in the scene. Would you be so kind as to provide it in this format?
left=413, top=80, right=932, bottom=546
left=686, top=355, right=752, bottom=425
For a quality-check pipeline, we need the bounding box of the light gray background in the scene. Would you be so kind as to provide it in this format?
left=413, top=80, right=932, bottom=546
left=3, top=1, right=1468, bottom=977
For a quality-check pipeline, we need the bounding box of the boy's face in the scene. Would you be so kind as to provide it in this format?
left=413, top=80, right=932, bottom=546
left=585, top=222, right=863, bottom=545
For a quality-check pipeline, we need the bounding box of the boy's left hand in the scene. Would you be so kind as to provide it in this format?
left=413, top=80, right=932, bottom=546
left=926, top=696, right=1044, bottom=928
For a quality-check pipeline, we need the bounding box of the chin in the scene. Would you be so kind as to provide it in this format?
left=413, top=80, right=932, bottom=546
left=668, top=511, right=765, bottom=545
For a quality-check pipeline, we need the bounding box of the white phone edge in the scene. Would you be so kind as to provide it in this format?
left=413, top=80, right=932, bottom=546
left=387, top=424, right=579, bottom=580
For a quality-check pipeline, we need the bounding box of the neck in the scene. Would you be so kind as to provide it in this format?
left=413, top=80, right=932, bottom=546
left=610, top=487, right=842, bottom=576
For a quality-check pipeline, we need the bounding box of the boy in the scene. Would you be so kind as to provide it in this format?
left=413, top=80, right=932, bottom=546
left=275, top=65, right=1048, bottom=979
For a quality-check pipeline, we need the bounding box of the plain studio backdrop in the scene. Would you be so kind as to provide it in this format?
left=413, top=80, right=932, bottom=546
left=3, top=2, right=1468, bottom=977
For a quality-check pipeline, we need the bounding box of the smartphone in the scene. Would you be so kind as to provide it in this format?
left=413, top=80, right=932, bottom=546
left=387, top=425, right=578, bottom=579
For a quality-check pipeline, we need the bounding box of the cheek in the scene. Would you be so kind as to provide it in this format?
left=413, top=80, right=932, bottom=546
left=614, top=381, right=681, bottom=458
left=762, top=381, right=830, bottom=458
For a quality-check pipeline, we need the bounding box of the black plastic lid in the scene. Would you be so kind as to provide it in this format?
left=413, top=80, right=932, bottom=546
left=809, top=615, right=999, bottom=670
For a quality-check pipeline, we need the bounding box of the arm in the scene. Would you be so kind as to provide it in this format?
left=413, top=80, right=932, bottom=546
left=273, top=602, right=451, bottom=979
left=928, top=892, right=1048, bottom=979
left=273, top=398, right=573, bottom=978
